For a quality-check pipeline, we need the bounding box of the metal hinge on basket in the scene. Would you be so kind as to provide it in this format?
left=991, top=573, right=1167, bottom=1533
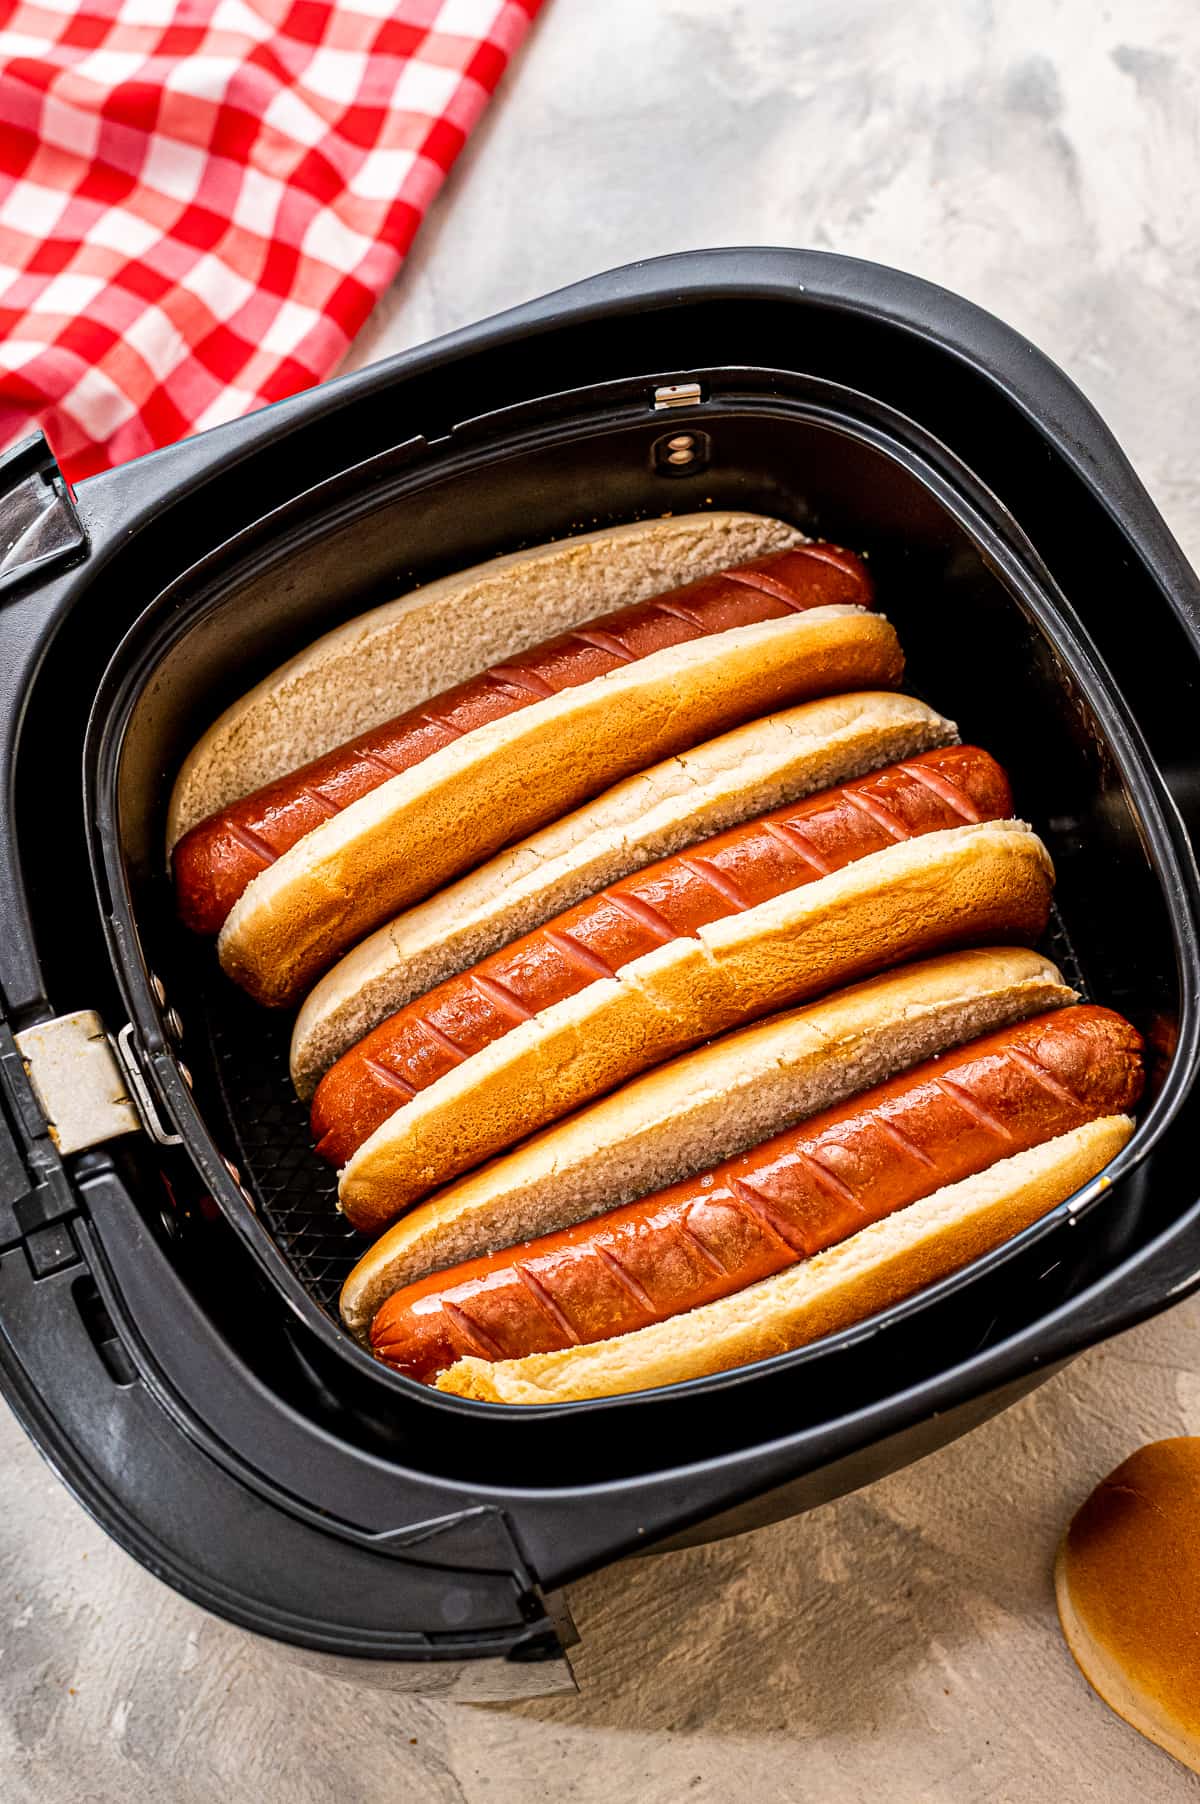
left=14, top=1010, right=180, bottom=1154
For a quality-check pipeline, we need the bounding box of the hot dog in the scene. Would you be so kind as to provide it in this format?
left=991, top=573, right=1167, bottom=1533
left=440, top=1117, right=1134, bottom=1403
left=339, top=947, right=1077, bottom=1336
left=316, top=744, right=1013, bottom=1169
left=369, top=1005, right=1142, bottom=1400
left=336, top=816, right=1055, bottom=1231
left=168, top=511, right=809, bottom=849
left=174, top=540, right=875, bottom=939
left=210, top=583, right=897, bottom=1010
left=290, top=690, right=958, bottom=1098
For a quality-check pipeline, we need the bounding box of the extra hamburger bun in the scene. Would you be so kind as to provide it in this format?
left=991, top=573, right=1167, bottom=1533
left=337, top=819, right=1056, bottom=1232
left=437, top=1115, right=1133, bottom=1402
left=1056, top=1438, right=1200, bottom=1775
left=340, top=945, right=1076, bottom=1336
left=292, top=689, right=957, bottom=1097
left=168, top=510, right=805, bottom=848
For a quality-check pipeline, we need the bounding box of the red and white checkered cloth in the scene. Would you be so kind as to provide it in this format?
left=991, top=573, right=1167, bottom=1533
left=0, top=0, right=542, bottom=482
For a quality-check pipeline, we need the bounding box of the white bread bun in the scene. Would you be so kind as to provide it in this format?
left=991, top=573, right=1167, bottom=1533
left=168, top=510, right=804, bottom=849
left=338, top=819, right=1055, bottom=1233
left=340, top=946, right=1075, bottom=1336
left=1056, top=1438, right=1200, bottom=1775
left=437, top=1115, right=1133, bottom=1403
left=219, top=605, right=901, bottom=1008
left=292, top=690, right=956, bottom=1097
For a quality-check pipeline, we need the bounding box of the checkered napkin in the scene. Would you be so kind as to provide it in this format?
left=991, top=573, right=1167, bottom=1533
left=0, top=0, right=542, bottom=483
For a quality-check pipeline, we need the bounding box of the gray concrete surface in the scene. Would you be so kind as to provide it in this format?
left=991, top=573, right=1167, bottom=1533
left=5, top=1, right=1200, bottom=1798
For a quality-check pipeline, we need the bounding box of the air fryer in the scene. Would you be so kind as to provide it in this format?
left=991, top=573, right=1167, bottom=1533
left=0, top=250, right=1197, bottom=1693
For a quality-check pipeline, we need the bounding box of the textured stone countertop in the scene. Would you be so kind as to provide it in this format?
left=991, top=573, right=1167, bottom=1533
left=3, top=2, right=1200, bottom=1798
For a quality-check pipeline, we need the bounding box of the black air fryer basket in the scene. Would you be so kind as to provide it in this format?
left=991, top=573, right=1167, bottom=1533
left=0, top=249, right=1198, bottom=1690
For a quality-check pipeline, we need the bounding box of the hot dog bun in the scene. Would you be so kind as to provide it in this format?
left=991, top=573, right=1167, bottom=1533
left=340, top=946, right=1075, bottom=1336
left=1056, top=1438, right=1200, bottom=1775
left=317, top=745, right=1016, bottom=1172
left=218, top=603, right=900, bottom=1008
left=436, top=1114, right=1134, bottom=1403
left=337, top=819, right=1056, bottom=1232
left=168, top=510, right=806, bottom=850
left=377, top=1006, right=1140, bottom=1385
left=178, top=541, right=875, bottom=940
left=293, top=690, right=957, bottom=1098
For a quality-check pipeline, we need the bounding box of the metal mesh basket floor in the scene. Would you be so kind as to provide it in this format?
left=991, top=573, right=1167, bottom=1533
left=204, top=988, right=358, bottom=1311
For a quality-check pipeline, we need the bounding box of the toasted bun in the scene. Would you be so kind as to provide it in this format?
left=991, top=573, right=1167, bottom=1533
left=436, top=1115, right=1133, bottom=1402
left=339, top=946, right=1075, bottom=1335
left=1056, top=1438, right=1200, bottom=1774
left=219, top=606, right=902, bottom=1008
left=338, top=819, right=1055, bottom=1233
left=168, top=510, right=804, bottom=849
left=293, top=690, right=956, bottom=1097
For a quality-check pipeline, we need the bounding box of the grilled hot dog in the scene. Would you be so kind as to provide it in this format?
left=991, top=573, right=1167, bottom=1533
left=174, top=542, right=873, bottom=937
left=312, top=743, right=1011, bottom=1168
left=290, top=691, right=959, bottom=1098
left=371, top=1005, right=1144, bottom=1384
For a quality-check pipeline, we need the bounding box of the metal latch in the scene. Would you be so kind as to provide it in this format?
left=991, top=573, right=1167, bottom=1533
left=652, top=382, right=704, bottom=410
left=14, top=1011, right=178, bottom=1155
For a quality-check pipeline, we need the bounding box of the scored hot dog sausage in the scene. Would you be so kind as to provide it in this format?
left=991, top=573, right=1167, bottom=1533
left=173, top=542, right=873, bottom=936
left=310, top=744, right=1012, bottom=1167
left=370, top=1006, right=1144, bottom=1383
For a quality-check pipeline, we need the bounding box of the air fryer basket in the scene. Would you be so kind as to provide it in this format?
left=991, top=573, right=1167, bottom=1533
left=2, top=253, right=1199, bottom=1662
left=91, top=359, right=1194, bottom=1414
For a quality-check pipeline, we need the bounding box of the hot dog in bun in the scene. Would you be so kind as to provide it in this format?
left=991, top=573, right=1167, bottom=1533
left=291, top=688, right=958, bottom=1096
left=358, top=981, right=1142, bottom=1402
